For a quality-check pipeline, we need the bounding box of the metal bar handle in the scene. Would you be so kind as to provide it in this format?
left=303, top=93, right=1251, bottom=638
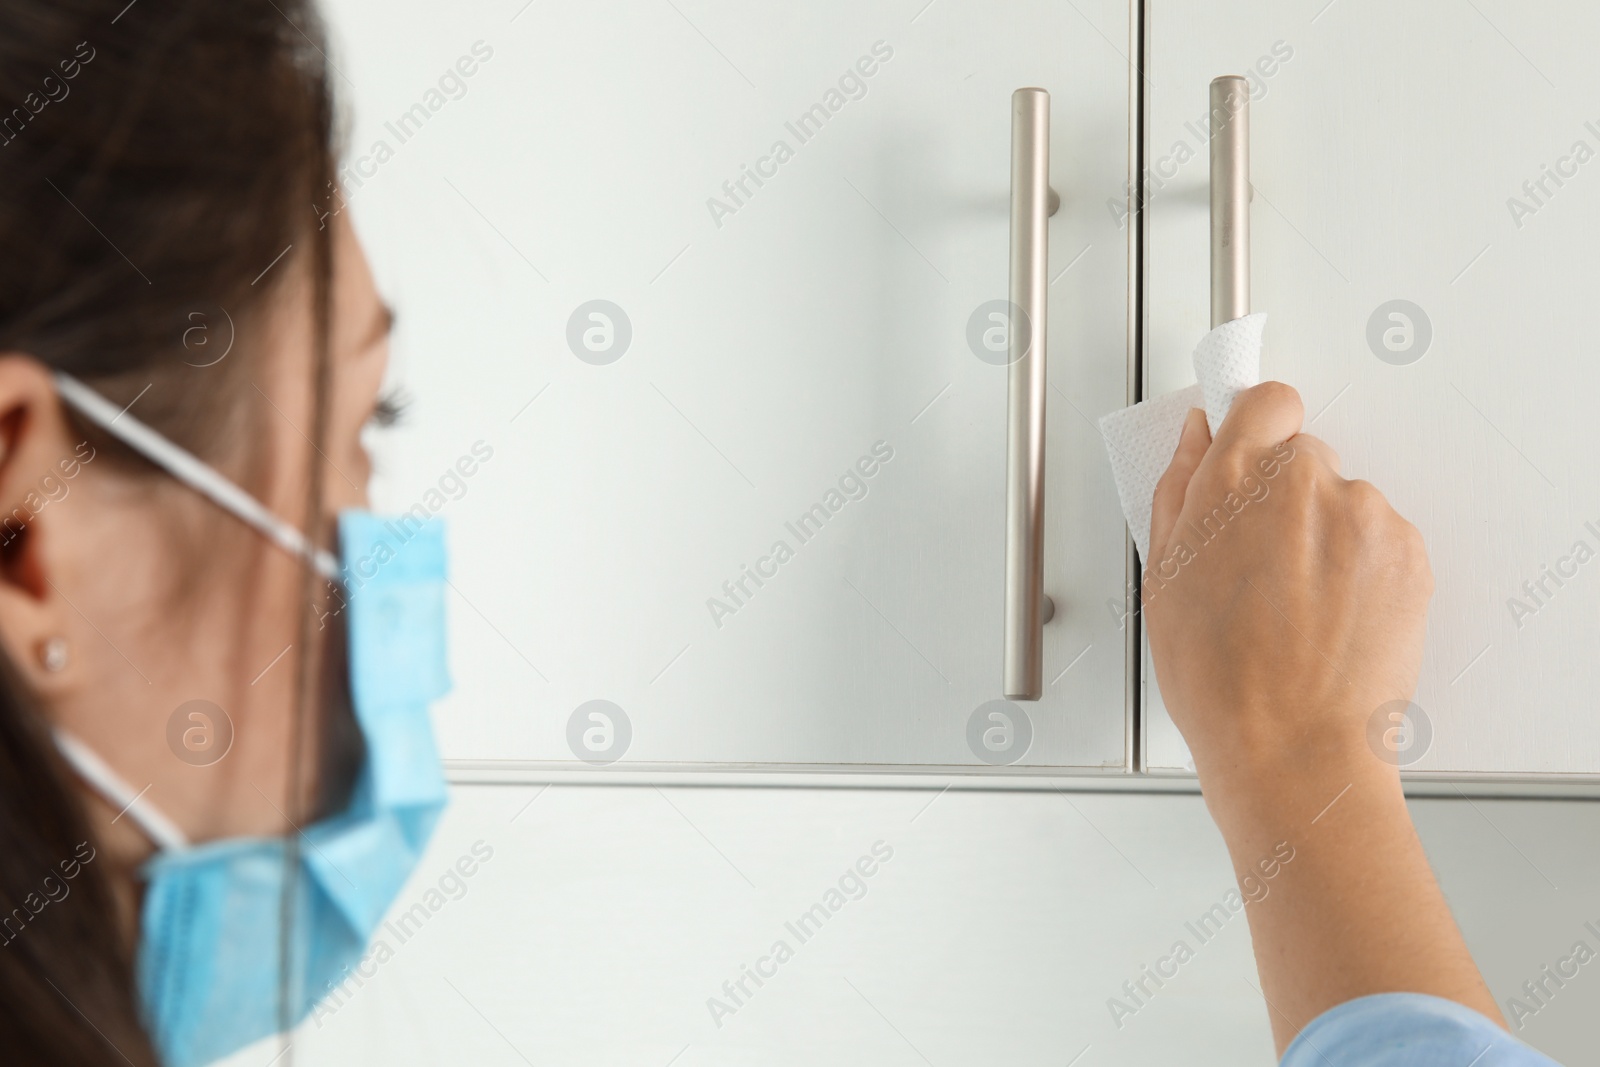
left=1003, top=87, right=1057, bottom=702
left=1209, top=75, right=1250, bottom=327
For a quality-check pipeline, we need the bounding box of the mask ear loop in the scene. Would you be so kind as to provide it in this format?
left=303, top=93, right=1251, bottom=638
left=53, top=372, right=341, bottom=582
left=53, top=730, right=190, bottom=852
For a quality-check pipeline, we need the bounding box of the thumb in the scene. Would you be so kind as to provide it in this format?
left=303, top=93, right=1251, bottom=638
left=1149, top=408, right=1211, bottom=557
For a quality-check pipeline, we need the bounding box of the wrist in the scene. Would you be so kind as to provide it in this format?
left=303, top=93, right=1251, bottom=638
left=1195, top=733, right=1404, bottom=845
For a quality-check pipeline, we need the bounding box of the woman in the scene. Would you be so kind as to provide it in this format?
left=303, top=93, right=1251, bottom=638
left=0, top=1, right=1570, bottom=1065
left=0, top=2, right=433, bottom=1065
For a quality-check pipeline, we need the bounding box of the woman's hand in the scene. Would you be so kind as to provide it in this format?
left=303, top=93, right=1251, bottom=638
left=1144, top=383, right=1431, bottom=810
left=1142, top=382, right=1501, bottom=1054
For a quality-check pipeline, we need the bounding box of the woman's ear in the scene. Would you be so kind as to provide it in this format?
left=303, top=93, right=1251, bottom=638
left=0, top=355, right=99, bottom=696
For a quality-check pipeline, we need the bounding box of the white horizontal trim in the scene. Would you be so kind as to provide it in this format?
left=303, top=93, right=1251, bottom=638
left=444, top=760, right=1600, bottom=799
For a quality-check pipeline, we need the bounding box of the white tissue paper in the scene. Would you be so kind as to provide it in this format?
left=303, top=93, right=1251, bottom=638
left=1098, top=313, right=1267, bottom=562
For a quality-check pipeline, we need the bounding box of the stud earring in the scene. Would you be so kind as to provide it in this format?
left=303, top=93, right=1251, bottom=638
left=38, top=637, right=68, bottom=673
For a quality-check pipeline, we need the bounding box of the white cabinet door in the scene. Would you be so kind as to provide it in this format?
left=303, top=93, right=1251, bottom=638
left=1143, top=0, right=1600, bottom=774
left=327, top=0, right=1137, bottom=773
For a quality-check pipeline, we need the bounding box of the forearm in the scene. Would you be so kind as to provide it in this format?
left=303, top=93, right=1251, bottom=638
left=1203, top=747, right=1503, bottom=1055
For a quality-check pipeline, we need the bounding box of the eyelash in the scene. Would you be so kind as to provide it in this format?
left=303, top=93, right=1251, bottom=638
left=369, top=387, right=410, bottom=429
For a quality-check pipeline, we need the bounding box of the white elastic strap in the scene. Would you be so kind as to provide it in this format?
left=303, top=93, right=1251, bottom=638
left=54, top=372, right=340, bottom=581
left=53, top=729, right=190, bottom=852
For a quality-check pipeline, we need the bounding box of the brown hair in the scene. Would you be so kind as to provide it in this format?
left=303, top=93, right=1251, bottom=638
left=0, top=0, right=338, bottom=1061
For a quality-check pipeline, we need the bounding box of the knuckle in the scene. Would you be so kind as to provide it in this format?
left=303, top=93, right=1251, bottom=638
left=1343, top=480, right=1433, bottom=585
left=1248, top=380, right=1303, bottom=417
left=1297, top=432, right=1341, bottom=470
left=1282, top=447, right=1322, bottom=492
left=1344, top=478, right=1388, bottom=519
left=1211, top=447, right=1250, bottom=486
left=1399, top=520, right=1433, bottom=585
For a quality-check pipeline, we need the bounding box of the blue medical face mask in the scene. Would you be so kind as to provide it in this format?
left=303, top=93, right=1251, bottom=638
left=50, top=373, right=450, bottom=1067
